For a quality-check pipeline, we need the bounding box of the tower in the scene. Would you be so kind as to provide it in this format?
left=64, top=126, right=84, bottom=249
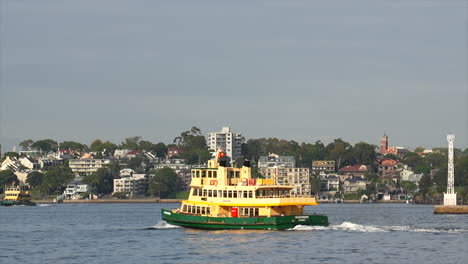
left=443, top=134, right=457, bottom=205
left=380, top=134, right=388, bottom=155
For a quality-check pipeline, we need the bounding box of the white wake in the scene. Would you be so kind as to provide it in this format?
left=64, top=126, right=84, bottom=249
left=289, top=222, right=467, bottom=233
left=146, top=221, right=181, bottom=229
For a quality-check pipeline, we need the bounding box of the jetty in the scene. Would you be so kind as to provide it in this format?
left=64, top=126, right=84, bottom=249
left=434, top=205, right=468, bottom=214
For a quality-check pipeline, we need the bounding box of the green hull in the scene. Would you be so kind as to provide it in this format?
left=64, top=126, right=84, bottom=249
left=161, top=209, right=328, bottom=230
left=0, top=200, right=36, bottom=206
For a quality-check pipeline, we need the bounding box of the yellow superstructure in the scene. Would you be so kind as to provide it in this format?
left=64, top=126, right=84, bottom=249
left=179, top=156, right=318, bottom=218
left=3, top=186, right=32, bottom=202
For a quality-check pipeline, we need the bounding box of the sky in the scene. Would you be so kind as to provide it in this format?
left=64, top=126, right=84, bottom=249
left=0, top=0, right=467, bottom=151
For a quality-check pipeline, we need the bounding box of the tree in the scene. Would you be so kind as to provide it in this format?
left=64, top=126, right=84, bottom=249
left=400, top=180, right=417, bottom=196
left=153, top=143, right=168, bottom=158
left=326, top=138, right=353, bottom=170
left=26, top=171, right=44, bottom=187
left=90, top=139, right=118, bottom=157
left=0, top=170, right=19, bottom=193
left=31, top=139, right=58, bottom=152
left=148, top=167, right=178, bottom=198
left=121, top=136, right=141, bottom=150
left=418, top=174, right=433, bottom=199
left=60, top=141, right=88, bottom=152
left=82, top=168, right=114, bottom=194
left=19, top=139, right=34, bottom=151
left=40, top=166, right=74, bottom=194
left=138, top=140, right=155, bottom=151
left=3, top=152, right=19, bottom=159
left=352, top=142, right=377, bottom=165
left=414, top=147, right=425, bottom=153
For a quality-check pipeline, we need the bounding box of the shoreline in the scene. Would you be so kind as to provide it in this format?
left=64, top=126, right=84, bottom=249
left=32, top=199, right=441, bottom=204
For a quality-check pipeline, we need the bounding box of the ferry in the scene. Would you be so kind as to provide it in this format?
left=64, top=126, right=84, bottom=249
left=1, top=185, right=36, bottom=206
left=161, top=151, right=328, bottom=230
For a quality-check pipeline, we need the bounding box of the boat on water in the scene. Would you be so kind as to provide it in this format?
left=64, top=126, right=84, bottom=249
left=1, top=185, right=36, bottom=206
left=161, top=151, right=328, bottom=230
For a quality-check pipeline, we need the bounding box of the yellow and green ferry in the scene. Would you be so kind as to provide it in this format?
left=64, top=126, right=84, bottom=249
left=161, top=152, right=328, bottom=230
left=1, top=185, right=36, bottom=206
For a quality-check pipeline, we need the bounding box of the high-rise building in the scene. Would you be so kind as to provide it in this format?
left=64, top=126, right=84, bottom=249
left=207, top=127, right=243, bottom=160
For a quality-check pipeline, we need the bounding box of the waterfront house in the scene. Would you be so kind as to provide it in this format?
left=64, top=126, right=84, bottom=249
left=338, top=164, right=370, bottom=177
left=343, top=177, right=367, bottom=194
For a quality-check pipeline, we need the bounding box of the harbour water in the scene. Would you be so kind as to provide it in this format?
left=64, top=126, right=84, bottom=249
left=1, top=203, right=467, bottom=263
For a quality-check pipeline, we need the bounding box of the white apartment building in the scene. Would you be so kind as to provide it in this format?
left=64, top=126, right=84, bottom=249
left=207, top=127, right=243, bottom=160
left=64, top=182, right=90, bottom=199
left=258, top=153, right=295, bottom=169
left=113, top=174, right=147, bottom=195
left=260, top=167, right=311, bottom=195
left=68, top=159, right=111, bottom=175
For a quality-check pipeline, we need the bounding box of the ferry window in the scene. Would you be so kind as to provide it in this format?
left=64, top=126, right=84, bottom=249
left=213, top=171, right=217, bottom=178
left=249, top=208, right=254, bottom=216
left=196, top=206, right=201, bottom=214
left=183, top=205, right=187, bottom=212
left=254, top=208, right=259, bottom=216
left=255, top=190, right=259, bottom=197
left=243, top=191, right=248, bottom=198
left=198, top=189, right=203, bottom=196
left=213, top=190, right=217, bottom=197
left=201, top=207, right=206, bottom=214
left=228, top=190, right=232, bottom=198
left=192, top=189, right=198, bottom=196
left=202, top=171, right=206, bottom=178
left=233, top=191, right=237, bottom=198
left=196, top=171, right=200, bottom=178
left=208, top=171, right=212, bottom=178
left=188, top=205, right=192, bottom=213
left=235, top=171, right=240, bottom=178
left=203, top=189, right=207, bottom=197
left=218, top=190, right=222, bottom=197
left=229, top=171, right=235, bottom=178
left=192, top=171, right=196, bottom=178
left=208, top=190, right=212, bottom=197
left=223, top=190, right=227, bottom=198
left=248, top=191, right=253, bottom=198
left=207, top=207, right=211, bottom=215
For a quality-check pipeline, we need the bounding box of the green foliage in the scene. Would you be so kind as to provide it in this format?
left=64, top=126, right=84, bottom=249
left=113, top=192, right=129, bottom=199
left=148, top=167, right=178, bottom=198
left=82, top=168, right=115, bottom=194
left=19, top=139, right=34, bottom=151
left=418, top=174, right=433, bottom=198
left=60, top=141, right=88, bottom=152
left=121, top=136, right=142, bottom=150
left=400, top=180, right=417, bottom=195
left=165, top=191, right=190, bottom=199
left=414, top=147, right=425, bottom=152
left=31, top=139, right=58, bottom=152
left=40, top=166, right=74, bottom=194
left=310, top=175, right=321, bottom=194
left=3, top=152, right=19, bottom=159
left=90, top=139, right=118, bottom=157
left=26, top=171, right=44, bottom=187
left=0, top=170, right=19, bottom=193
left=325, top=138, right=354, bottom=169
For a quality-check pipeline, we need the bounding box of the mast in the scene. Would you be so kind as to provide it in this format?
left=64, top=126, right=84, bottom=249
left=443, top=134, right=457, bottom=205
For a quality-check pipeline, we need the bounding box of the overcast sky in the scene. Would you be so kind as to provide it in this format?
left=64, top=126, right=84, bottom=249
left=1, top=0, right=467, bottom=151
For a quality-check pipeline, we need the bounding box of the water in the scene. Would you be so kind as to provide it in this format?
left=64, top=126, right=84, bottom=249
left=1, top=203, right=467, bottom=264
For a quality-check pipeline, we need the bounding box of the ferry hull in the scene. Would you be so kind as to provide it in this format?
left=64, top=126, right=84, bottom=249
left=0, top=200, right=36, bottom=206
left=161, top=209, right=328, bottom=230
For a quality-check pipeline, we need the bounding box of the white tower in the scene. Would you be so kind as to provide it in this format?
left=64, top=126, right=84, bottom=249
left=443, top=134, right=457, bottom=206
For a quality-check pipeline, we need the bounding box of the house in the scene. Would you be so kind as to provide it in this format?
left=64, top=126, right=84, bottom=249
left=312, top=160, right=335, bottom=174
left=167, top=147, right=184, bottom=158
left=343, top=177, right=367, bottom=194
left=0, top=156, right=21, bottom=171
left=119, top=168, right=135, bottom=177
left=258, top=153, right=295, bottom=169
left=63, top=181, right=91, bottom=199
left=321, top=175, right=339, bottom=192
left=338, top=164, right=370, bottom=177
left=19, top=157, right=39, bottom=170
left=400, top=169, right=423, bottom=183
left=127, top=150, right=143, bottom=159
left=378, top=159, right=400, bottom=179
